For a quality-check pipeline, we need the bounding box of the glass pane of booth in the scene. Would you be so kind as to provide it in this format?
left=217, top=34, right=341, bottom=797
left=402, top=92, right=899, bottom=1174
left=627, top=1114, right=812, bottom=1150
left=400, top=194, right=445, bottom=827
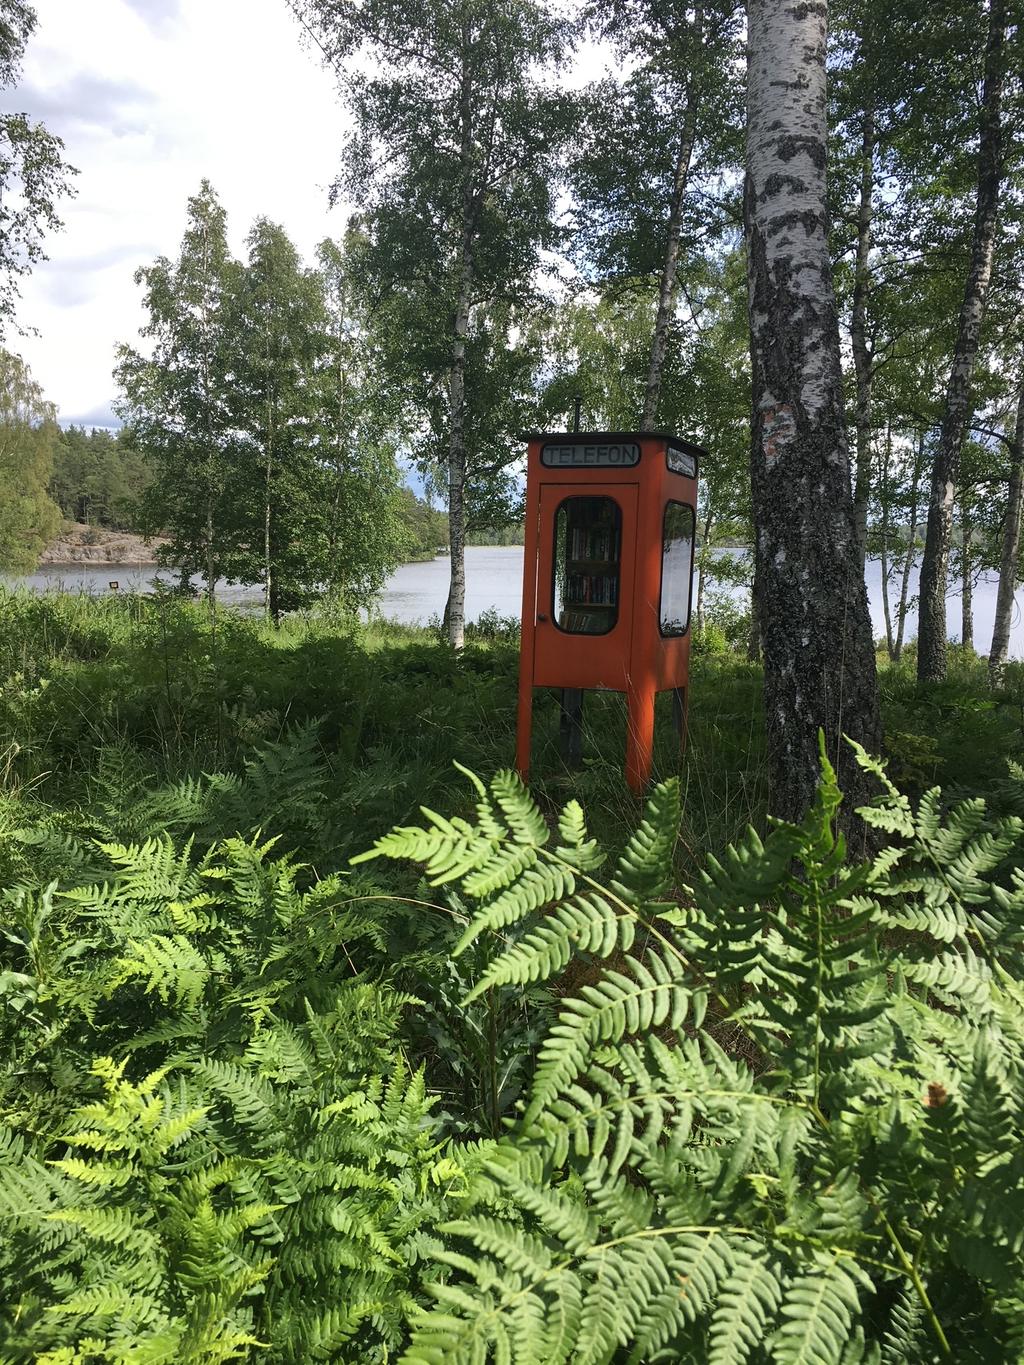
left=660, top=501, right=694, bottom=636
left=553, top=496, right=622, bottom=635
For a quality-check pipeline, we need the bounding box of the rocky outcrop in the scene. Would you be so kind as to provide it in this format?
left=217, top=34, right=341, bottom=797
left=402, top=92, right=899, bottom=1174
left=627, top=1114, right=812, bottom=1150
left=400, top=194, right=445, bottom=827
left=40, top=524, right=171, bottom=566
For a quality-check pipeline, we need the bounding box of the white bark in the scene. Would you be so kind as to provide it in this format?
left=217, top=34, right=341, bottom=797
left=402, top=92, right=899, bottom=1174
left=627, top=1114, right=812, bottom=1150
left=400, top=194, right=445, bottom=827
left=894, top=434, right=924, bottom=662
left=917, top=0, right=1006, bottom=681
left=990, top=372, right=1024, bottom=682
left=446, top=29, right=475, bottom=652
left=850, top=98, right=875, bottom=572
left=746, top=0, right=880, bottom=824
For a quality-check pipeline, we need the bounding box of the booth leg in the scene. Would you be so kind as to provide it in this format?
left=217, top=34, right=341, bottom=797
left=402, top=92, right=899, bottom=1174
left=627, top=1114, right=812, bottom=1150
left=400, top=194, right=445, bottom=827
left=516, top=683, right=533, bottom=783
left=672, top=686, right=689, bottom=754
left=559, top=688, right=584, bottom=768
left=625, top=683, right=656, bottom=795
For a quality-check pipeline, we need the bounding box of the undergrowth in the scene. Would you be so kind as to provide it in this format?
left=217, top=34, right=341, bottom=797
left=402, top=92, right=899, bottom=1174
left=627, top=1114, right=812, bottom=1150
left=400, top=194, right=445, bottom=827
left=2, top=590, right=1024, bottom=1360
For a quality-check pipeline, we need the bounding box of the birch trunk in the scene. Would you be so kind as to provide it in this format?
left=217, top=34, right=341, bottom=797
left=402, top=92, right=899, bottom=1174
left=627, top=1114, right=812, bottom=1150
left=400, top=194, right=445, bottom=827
left=198, top=214, right=218, bottom=620
left=639, top=3, right=703, bottom=432
left=989, top=373, right=1024, bottom=683
left=326, top=274, right=349, bottom=593
left=850, top=98, right=875, bottom=572
left=264, top=398, right=274, bottom=624
left=747, top=588, right=761, bottom=661
left=894, top=433, right=924, bottom=662
left=745, top=0, right=881, bottom=826
left=917, top=0, right=1006, bottom=682
left=878, top=427, right=893, bottom=659
left=694, top=511, right=713, bottom=635
left=205, top=502, right=216, bottom=618
left=446, top=34, right=474, bottom=651
left=960, top=499, right=975, bottom=651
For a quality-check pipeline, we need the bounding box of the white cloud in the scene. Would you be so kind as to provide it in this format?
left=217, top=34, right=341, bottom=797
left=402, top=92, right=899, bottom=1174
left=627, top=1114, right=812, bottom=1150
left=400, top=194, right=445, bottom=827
left=15, top=0, right=350, bottom=425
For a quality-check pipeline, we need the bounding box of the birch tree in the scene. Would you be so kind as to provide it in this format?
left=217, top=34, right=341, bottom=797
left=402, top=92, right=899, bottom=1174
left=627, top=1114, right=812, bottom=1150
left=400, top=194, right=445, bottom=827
left=0, top=348, right=60, bottom=568
left=116, top=182, right=239, bottom=611
left=314, top=236, right=406, bottom=614
left=571, top=0, right=742, bottom=430
left=293, top=0, right=569, bottom=649
left=830, top=0, right=883, bottom=572
left=917, top=0, right=1008, bottom=682
left=745, top=0, right=881, bottom=824
left=226, top=219, right=327, bottom=623
left=0, top=0, right=75, bottom=334
left=990, top=371, right=1024, bottom=681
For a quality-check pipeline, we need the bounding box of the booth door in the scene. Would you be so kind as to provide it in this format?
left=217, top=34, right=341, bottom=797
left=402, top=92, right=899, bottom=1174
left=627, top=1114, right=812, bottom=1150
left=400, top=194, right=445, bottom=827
left=533, top=483, right=638, bottom=689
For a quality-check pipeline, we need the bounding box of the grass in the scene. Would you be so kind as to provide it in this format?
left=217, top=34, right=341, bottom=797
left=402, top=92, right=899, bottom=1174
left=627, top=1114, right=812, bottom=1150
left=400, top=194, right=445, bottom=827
left=2, top=585, right=1024, bottom=883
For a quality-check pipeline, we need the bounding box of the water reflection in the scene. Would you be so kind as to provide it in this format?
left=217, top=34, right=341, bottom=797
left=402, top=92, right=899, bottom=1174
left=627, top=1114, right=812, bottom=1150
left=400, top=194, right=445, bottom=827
left=3, top=547, right=1023, bottom=657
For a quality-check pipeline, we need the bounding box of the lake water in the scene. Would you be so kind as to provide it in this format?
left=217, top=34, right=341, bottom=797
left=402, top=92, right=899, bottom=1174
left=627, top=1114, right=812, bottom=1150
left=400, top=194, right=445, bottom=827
left=4, top=546, right=1024, bottom=658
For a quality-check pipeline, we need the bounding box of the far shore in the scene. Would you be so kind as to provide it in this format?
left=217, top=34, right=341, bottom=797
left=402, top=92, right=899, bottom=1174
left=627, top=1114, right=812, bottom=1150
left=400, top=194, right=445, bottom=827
left=40, top=523, right=169, bottom=567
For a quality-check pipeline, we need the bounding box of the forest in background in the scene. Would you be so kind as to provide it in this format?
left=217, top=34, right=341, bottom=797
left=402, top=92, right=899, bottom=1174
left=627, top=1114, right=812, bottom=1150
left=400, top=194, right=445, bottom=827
left=3, top=0, right=1024, bottom=1360
left=0, top=0, right=1019, bottom=657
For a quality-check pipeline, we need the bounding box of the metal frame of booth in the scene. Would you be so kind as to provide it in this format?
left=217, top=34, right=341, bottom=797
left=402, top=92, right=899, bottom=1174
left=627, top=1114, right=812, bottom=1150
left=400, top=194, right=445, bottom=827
left=515, top=430, right=704, bottom=793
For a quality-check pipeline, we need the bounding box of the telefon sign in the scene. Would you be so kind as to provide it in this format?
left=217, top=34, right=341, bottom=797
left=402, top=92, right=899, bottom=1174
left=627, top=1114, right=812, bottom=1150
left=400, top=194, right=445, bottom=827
left=541, top=442, right=641, bottom=468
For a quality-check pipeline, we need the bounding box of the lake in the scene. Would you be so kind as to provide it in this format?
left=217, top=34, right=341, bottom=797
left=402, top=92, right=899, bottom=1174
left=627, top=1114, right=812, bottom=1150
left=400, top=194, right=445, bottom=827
left=4, top=546, right=1024, bottom=658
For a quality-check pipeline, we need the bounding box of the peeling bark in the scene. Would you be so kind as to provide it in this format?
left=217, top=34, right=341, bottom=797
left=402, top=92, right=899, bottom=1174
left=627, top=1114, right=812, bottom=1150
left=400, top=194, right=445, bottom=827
left=990, top=372, right=1024, bottom=683
left=745, top=0, right=881, bottom=826
left=850, top=98, right=875, bottom=573
left=917, top=0, right=1006, bottom=682
left=640, top=3, right=703, bottom=432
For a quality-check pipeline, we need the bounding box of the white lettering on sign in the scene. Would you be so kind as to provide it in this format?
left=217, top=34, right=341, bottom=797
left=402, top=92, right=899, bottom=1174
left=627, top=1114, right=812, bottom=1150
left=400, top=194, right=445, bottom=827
left=541, top=442, right=641, bottom=468
left=666, top=448, right=698, bottom=478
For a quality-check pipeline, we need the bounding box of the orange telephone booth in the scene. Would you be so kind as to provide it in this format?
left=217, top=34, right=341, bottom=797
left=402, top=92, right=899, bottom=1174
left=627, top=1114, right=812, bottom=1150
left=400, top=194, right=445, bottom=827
left=515, top=430, right=703, bottom=793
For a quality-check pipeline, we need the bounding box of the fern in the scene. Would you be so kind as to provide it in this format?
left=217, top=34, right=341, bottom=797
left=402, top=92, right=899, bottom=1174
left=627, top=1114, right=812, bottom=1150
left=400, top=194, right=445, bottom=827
left=357, top=748, right=1024, bottom=1364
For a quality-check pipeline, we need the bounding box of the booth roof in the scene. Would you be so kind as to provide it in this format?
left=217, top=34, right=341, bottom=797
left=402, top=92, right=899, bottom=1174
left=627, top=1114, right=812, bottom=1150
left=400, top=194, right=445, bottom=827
left=523, top=431, right=708, bottom=458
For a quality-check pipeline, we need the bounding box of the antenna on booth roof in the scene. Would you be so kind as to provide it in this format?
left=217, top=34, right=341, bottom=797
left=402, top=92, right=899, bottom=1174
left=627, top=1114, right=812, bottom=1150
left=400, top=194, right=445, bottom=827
left=572, top=394, right=582, bottom=433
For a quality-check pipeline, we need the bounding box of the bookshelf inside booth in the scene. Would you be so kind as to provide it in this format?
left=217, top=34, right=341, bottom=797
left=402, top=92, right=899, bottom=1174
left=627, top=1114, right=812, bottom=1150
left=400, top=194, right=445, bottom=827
left=553, top=495, right=622, bottom=634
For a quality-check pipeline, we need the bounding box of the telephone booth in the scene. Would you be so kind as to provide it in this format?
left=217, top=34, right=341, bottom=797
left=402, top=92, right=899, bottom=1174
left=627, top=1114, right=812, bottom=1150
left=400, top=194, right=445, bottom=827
left=515, top=430, right=703, bottom=793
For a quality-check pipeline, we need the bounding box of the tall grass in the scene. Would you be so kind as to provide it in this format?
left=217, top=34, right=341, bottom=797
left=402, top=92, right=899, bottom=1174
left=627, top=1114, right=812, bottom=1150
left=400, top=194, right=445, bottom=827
left=3, top=585, right=1023, bottom=881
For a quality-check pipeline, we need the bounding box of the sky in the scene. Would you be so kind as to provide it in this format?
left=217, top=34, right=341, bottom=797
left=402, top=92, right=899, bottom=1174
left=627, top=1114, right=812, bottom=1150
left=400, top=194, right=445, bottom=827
left=13, top=0, right=350, bottom=428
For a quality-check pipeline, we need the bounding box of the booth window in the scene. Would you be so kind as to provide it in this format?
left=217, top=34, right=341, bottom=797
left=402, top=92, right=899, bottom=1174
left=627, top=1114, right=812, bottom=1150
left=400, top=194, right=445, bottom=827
left=660, top=502, right=694, bottom=636
left=553, top=496, right=622, bottom=635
